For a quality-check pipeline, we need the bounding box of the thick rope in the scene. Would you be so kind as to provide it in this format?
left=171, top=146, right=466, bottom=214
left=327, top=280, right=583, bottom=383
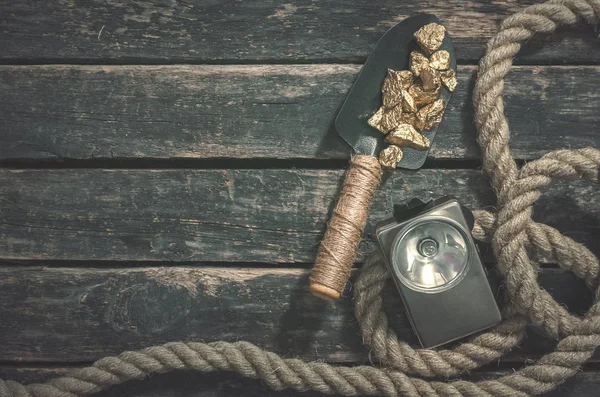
left=473, top=0, right=600, bottom=339
left=1, top=1, right=599, bottom=396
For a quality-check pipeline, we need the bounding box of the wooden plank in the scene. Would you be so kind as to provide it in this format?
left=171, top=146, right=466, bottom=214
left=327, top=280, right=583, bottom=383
left=0, top=367, right=599, bottom=397
left=0, top=266, right=595, bottom=364
left=1, top=65, right=599, bottom=162
left=1, top=0, right=598, bottom=64
left=1, top=168, right=598, bottom=263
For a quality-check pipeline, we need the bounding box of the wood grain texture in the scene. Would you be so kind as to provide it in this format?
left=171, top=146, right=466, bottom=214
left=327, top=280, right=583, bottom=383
left=1, top=0, right=599, bottom=64
left=0, top=366, right=599, bottom=397
left=0, top=266, right=595, bottom=363
left=1, top=65, right=599, bottom=161
left=1, top=168, right=598, bottom=263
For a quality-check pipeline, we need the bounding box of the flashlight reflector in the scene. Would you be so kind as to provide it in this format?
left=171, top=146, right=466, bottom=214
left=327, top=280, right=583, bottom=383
left=391, top=219, right=469, bottom=292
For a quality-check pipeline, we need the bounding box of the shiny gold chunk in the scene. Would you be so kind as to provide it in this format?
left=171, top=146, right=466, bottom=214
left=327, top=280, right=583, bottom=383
left=416, top=99, right=445, bottom=131
left=420, top=66, right=441, bottom=91
left=390, top=69, right=414, bottom=89
left=368, top=105, right=403, bottom=134
left=379, top=105, right=404, bottom=133
left=385, top=124, right=430, bottom=150
left=410, top=51, right=429, bottom=77
left=382, top=69, right=413, bottom=108
left=368, top=107, right=384, bottom=130
left=414, top=23, right=446, bottom=55
left=399, top=111, right=417, bottom=127
left=379, top=145, right=403, bottom=168
left=408, top=81, right=440, bottom=107
left=401, top=90, right=417, bottom=113
left=430, top=50, right=451, bottom=70
left=440, top=69, right=458, bottom=92
left=381, top=86, right=403, bottom=109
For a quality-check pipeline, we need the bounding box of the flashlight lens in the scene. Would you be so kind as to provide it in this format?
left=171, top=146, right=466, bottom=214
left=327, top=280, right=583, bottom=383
left=392, top=220, right=469, bottom=292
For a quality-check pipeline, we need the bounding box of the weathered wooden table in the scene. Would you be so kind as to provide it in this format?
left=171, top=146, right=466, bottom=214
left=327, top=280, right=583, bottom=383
left=1, top=1, right=599, bottom=396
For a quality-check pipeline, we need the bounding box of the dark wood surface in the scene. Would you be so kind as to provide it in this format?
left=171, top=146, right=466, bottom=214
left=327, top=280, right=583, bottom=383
left=1, top=65, right=598, bottom=162
left=0, top=266, right=595, bottom=363
left=1, top=1, right=599, bottom=396
left=2, top=0, right=600, bottom=64
left=1, top=169, right=598, bottom=263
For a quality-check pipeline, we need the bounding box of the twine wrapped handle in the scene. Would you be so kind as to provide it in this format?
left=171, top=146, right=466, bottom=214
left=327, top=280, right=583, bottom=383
left=309, top=155, right=383, bottom=300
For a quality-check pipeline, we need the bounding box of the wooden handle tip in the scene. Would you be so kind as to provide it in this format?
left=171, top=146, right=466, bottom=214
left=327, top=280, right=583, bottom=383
left=310, top=283, right=341, bottom=301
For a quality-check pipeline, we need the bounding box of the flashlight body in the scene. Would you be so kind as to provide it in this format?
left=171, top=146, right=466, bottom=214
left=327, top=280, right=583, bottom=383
left=375, top=197, right=501, bottom=348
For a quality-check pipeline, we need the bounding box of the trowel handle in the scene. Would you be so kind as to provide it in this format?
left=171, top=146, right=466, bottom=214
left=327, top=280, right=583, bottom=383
left=309, top=155, right=383, bottom=300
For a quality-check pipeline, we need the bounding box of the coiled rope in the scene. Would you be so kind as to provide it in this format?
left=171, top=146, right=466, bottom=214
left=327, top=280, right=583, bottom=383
left=1, top=0, right=599, bottom=396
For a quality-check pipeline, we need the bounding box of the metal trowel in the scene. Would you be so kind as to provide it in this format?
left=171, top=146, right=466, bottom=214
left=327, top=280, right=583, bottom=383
left=336, top=13, right=456, bottom=169
left=309, top=14, right=456, bottom=301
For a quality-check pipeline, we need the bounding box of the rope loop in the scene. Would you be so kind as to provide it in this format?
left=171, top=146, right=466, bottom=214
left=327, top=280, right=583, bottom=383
left=492, top=149, right=600, bottom=338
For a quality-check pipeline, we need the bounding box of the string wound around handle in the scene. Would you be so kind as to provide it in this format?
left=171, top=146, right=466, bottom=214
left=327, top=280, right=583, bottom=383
left=310, top=155, right=382, bottom=300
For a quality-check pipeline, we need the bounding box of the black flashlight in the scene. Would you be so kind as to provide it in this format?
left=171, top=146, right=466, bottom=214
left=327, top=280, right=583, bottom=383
left=375, top=196, right=501, bottom=348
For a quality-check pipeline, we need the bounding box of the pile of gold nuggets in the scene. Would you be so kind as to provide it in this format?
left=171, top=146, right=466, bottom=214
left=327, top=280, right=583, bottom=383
left=368, top=22, right=458, bottom=168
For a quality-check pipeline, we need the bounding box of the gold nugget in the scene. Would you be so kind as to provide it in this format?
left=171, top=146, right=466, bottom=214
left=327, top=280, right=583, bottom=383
left=416, top=99, right=445, bottom=131
left=410, top=51, right=429, bottom=77
left=379, top=105, right=404, bottom=133
left=382, top=69, right=413, bottom=108
left=440, top=69, right=458, bottom=92
left=382, top=84, right=403, bottom=109
left=400, top=111, right=417, bottom=127
left=390, top=69, right=413, bottom=89
left=430, top=50, right=451, bottom=70
left=382, top=71, right=403, bottom=108
left=408, top=81, right=440, bottom=107
left=414, top=23, right=446, bottom=55
left=385, top=124, right=430, bottom=150
left=368, top=105, right=403, bottom=134
left=379, top=145, right=403, bottom=168
left=401, top=90, right=417, bottom=113
left=368, top=107, right=384, bottom=130
left=420, top=66, right=441, bottom=91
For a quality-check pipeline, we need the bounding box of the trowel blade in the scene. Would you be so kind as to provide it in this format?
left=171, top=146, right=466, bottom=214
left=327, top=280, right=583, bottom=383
left=335, top=14, right=456, bottom=170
